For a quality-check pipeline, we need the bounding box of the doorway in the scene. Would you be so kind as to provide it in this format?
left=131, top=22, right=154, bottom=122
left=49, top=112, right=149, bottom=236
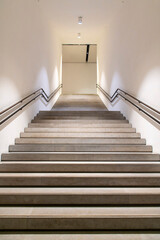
left=62, top=44, right=97, bottom=94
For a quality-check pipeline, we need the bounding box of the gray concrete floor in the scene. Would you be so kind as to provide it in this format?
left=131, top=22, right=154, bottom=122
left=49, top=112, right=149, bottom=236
left=52, top=94, right=107, bottom=111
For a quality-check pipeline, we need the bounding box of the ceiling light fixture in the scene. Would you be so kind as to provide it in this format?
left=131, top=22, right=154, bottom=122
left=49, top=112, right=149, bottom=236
left=77, top=33, right=81, bottom=38
left=78, top=16, right=82, bottom=24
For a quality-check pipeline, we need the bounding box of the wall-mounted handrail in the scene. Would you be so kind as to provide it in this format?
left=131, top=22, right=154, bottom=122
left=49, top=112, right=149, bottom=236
left=96, top=84, right=160, bottom=125
left=0, top=84, right=62, bottom=125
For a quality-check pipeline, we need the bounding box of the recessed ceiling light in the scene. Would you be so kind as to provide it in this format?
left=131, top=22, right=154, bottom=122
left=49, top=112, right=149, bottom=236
left=78, top=16, right=82, bottom=24
left=77, top=33, right=81, bottom=38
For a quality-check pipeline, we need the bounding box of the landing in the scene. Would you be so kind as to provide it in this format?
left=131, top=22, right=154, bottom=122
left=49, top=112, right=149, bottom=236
left=52, top=94, right=107, bottom=111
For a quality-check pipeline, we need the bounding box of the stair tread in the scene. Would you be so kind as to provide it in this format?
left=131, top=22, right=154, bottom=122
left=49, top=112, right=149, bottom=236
left=0, top=207, right=160, bottom=217
left=21, top=132, right=139, bottom=137
left=0, top=187, right=160, bottom=194
left=0, top=173, right=160, bottom=176
left=39, top=110, right=121, bottom=113
left=0, top=234, right=160, bottom=240
left=24, top=127, right=135, bottom=132
left=1, top=161, right=160, bottom=165
left=9, top=145, right=152, bottom=153
left=32, top=120, right=129, bottom=123
left=29, top=123, right=132, bottom=127
left=15, top=138, right=146, bottom=145
left=2, top=153, right=159, bottom=161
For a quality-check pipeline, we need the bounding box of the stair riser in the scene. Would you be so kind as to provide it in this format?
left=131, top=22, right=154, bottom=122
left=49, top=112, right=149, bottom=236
left=0, top=218, right=160, bottom=230
left=0, top=195, right=160, bottom=205
left=36, top=113, right=125, bottom=117
left=0, top=177, right=159, bottom=186
left=34, top=116, right=126, bottom=120
left=20, top=133, right=140, bottom=138
left=9, top=145, right=152, bottom=152
left=28, top=123, right=132, bottom=128
left=36, top=112, right=124, bottom=116
left=38, top=111, right=121, bottom=115
left=37, top=114, right=125, bottom=118
left=15, top=138, right=146, bottom=145
left=1, top=163, right=160, bottom=172
left=2, top=153, right=159, bottom=161
left=24, top=128, right=136, bottom=133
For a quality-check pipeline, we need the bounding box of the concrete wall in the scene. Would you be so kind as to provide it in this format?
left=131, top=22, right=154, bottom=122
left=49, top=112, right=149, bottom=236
left=97, top=0, right=160, bottom=153
left=0, top=0, right=62, bottom=156
left=63, top=63, right=97, bottom=94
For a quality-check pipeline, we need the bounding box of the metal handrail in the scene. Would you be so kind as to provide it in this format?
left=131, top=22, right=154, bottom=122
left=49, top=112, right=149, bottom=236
left=0, top=84, right=62, bottom=125
left=96, top=84, right=160, bottom=124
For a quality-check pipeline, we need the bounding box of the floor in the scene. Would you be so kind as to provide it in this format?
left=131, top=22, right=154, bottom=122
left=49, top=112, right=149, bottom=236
left=52, top=94, right=107, bottom=111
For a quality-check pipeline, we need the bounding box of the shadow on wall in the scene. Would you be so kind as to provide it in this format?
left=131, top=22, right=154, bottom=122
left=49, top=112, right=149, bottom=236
left=100, top=70, right=160, bottom=130
left=0, top=65, right=61, bottom=131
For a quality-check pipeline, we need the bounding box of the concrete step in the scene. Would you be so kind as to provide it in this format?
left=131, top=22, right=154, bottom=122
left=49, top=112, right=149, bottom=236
left=1, top=233, right=160, bottom=240
left=31, top=119, right=129, bottom=124
left=9, top=144, right=152, bottom=152
left=1, top=161, right=160, bottom=172
left=36, top=111, right=124, bottom=117
left=38, top=110, right=122, bottom=115
left=28, top=122, right=132, bottom=128
left=34, top=114, right=126, bottom=120
left=2, top=153, right=159, bottom=161
left=36, top=114, right=125, bottom=118
left=0, top=173, right=160, bottom=186
left=34, top=116, right=126, bottom=120
left=24, top=127, right=136, bottom=133
left=0, top=187, right=160, bottom=205
left=15, top=138, right=146, bottom=145
left=20, top=132, right=140, bottom=138
left=0, top=207, right=160, bottom=230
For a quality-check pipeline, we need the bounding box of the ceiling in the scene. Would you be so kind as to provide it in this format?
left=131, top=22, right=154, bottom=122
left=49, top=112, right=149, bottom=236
left=38, top=0, right=124, bottom=44
left=62, top=45, right=97, bottom=63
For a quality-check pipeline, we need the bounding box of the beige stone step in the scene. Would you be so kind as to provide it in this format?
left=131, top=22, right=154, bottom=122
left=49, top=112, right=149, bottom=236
left=15, top=138, right=145, bottom=145
left=1, top=161, right=160, bottom=172
left=28, top=122, right=132, bottom=128
left=0, top=187, right=160, bottom=205
left=1, top=233, right=160, bottom=240
left=20, top=132, right=140, bottom=138
left=31, top=119, right=129, bottom=124
left=0, top=173, right=160, bottom=186
left=9, top=144, right=152, bottom=152
left=37, top=114, right=125, bottom=118
left=0, top=207, right=160, bottom=230
left=36, top=111, right=124, bottom=117
left=38, top=110, right=122, bottom=115
left=24, top=127, right=136, bottom=133
left=34, top=116, right=126, bottom=120
left=2, top=153, right=159, bottom=161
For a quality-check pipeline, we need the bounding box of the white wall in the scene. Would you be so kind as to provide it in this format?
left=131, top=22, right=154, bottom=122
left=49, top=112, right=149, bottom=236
left=0, top=0, right=62, bottom=156
left=63, top=63, right=97, bottom=94
left=97, top=0, right=160, bottom=153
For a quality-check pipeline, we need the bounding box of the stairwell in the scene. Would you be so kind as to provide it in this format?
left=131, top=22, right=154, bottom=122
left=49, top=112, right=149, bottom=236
left=0, top=94, right=160, bottom=234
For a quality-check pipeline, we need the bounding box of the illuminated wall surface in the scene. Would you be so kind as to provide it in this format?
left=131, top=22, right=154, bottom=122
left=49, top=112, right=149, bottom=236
left=63, top=63, right=97, bottom=94
left=97, top=0, right=160, bottom=152
left=0, top=1, right=62, bottom=155
left=0, top=0, right=160, bottom=156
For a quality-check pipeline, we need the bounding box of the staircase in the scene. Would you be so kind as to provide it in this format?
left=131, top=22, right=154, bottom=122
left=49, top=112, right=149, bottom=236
left=0, top=94, right=160, bottom=232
